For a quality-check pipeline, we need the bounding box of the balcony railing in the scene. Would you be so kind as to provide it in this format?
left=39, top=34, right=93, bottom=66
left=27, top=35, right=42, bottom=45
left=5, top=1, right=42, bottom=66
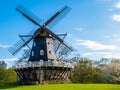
left=12, top=60, right=74, bottom=69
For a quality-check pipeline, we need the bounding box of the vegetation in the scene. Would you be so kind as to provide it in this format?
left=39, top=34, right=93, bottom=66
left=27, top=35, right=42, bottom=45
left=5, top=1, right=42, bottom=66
left=0, top=84, right=120, bottom=90
left=0, top=66, right=17, bottom=86
left=71, top=58, right=102, bottom=83
left=70, top=57, right=120, bottom=84
left=1, top=56, right=120, bottom=86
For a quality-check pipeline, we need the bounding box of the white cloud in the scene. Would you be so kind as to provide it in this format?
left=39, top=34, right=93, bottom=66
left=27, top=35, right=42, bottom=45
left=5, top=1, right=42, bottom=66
left=115, top=1, right=120, bottom=9
left=112, top=14, right=120, bottom=22
left=82, top=52, right=120, bottom=59
left=107, top=53, right=120, bottom=58
left=0, top=58, right=19, bottom=68
left=104, top=34, right=118, bottom=39
left=115, top=38, right=120, bottom=42
left=0, top=58, right=19, bottom=62
left=111, top=1, right=120, bottom=22
left=67, top=33, right=72, bottom=37
left=76, top=39, right=117, bottom=50
left=82, top=52, right=112, bottom=56
left=75, top=27, right=83, bottom=31
left=104, top=34, right=120, bottom=42
left=0, top=44, right=11, bottom=48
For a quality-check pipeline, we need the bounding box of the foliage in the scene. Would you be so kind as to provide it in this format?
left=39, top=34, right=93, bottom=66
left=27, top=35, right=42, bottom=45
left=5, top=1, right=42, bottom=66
left=98, top=59, right=120, bottom=84
left=0, top=66, right=17, bottom=85
left=0, top=84, right=120, bottom=90
left=0, top=66, right=7, bottom=85
left=70, top=57, right=120, bottom=84
left=71, top=58, right=102, bottom=83
left=6, top=68, right=17, bottom=85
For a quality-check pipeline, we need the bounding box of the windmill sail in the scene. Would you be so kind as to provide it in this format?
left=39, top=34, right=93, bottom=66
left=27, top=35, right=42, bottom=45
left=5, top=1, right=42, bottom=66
left=45, top=6, right=71, bottom=28
left=42, top=6, right=71, bottom=44
left=9, top=5, right=72, bottom=55
left=53, top=38, right=73, bottom=53
left=53, top=37, right=73, bottom=59
left=16, top=4, right=42, bottom=26
left=8, top=39, right=29, bottom=55
left=8, top=29, right=40, bottom=55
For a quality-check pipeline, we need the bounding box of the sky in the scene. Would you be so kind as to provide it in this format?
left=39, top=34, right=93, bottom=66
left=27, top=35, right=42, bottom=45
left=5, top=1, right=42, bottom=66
left=1, top=0, right=120, bottom=67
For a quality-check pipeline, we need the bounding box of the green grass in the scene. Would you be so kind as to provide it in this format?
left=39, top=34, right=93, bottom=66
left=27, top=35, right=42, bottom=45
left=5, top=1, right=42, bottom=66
left=0, top=84, right=120, bottom=90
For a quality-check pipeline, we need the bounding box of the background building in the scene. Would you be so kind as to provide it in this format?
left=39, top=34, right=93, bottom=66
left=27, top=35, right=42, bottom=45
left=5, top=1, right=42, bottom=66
left=0, top=61, right=7, bottom=68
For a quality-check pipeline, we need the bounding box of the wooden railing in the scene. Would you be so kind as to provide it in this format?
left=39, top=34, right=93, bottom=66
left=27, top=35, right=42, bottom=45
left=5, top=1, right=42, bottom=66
left=12, top=60, right=74, bottom=69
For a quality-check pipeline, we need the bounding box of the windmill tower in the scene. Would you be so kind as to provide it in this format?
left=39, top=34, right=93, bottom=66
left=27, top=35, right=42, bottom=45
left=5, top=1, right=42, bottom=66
left=9, top=5, right=73, bottom=84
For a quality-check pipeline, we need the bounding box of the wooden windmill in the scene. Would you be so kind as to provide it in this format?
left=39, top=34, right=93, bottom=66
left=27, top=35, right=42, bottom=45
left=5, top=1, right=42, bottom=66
left=9, top=4, right=73, bottom=84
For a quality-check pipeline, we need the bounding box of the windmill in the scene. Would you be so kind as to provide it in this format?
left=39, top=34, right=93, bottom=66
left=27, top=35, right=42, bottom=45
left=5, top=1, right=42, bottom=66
left=9, top=4, right=73, bottom=84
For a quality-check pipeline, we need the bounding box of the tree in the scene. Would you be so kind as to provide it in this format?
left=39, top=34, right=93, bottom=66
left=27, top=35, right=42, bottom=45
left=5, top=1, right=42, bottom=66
left=98, top=59, right=120, bottom=84
left=0, top=66, right=7, bottom=85
left=0, top=66, right=17, bottom=85
left=5, top=68, right=17, bottom=85
left=71, top=58, right=100, bottom=83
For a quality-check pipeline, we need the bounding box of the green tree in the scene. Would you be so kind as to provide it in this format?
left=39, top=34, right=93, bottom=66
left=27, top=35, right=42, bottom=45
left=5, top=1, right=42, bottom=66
left=0, top=66, right=17, bottom=85
left=0, top=66, right=7, bottom=85
left=5, top=68, right=17, bottom=85
left=71, top=58, right=102, bottom=83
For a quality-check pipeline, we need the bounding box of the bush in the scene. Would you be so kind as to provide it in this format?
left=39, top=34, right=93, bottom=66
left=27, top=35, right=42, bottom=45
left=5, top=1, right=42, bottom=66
left=71, top=59, right=99, bottom=83
left=0, top=66, right=17, bottom=85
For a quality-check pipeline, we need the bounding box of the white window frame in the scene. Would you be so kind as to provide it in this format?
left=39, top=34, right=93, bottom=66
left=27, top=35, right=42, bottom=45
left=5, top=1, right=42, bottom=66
left=40, top=50, right=44, bottom=55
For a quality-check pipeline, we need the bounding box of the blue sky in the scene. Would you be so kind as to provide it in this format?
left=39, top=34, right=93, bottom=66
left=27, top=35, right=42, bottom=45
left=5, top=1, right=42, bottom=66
left=1, top=0, right=120, bottom=67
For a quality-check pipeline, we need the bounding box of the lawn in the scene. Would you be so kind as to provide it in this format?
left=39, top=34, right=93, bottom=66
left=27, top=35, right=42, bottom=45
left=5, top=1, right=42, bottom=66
left=0, top=84, right=120, bottom=90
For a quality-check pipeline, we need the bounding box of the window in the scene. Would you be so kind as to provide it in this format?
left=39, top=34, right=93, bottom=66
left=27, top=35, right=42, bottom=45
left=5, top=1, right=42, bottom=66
left=34, top=42, right=36, bottom=47
left=40, top=50, right=44, bottom=55
left=48, top=42, right=50, bottom=45
left=32, top=51, right=34, bottom=56
left=49, top=51, right=51, bottom=54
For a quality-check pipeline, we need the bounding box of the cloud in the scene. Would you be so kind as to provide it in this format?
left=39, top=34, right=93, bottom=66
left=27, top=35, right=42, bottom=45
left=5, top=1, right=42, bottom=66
left=76, top=39, right=117, bottom=50
left=115, top=1, right=120, bottom=9
left=112, top=14, right=120, bottom=22
left=0, top=58, right=19, bottom=62
left=0, top=44, right=11, bottom=48
left=104, top=34, right=117, bottom=39
left=115, top=38, right=120, bottom=42
left=0, top=58, right=20, bottom=68
left=67, top=33, right=71, bottom=37
left=75, top=27, right=83, bottom=31
left=103, top=34, right=120, bottom=42
left=82, top=52, right=112, bottom=56
left=82, top=52, right=120, bottom=59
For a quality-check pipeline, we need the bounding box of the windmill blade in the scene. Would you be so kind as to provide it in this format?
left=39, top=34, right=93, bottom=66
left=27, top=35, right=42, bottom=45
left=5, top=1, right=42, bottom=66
left=44, top=6, right=71, bottom=44
left=54, top=39, right=73, bottom=60
left=59, top=42, right=73, bottom=52
left=57, top=44, right=73, bottom=60
left=16, top=4, right=42, bottom=26
left=46, top=28, right=72, bottom=51
left=19, top=35, right=31, bottom=50
left=8, top=34, right=34, bottom=55
left=45, top=5, right=71, bottom=28
left=9, top=29, right=41, bottom=55
left=55, top=33, right=67, bottom=52
left=53, top=37, right=73, bottom=53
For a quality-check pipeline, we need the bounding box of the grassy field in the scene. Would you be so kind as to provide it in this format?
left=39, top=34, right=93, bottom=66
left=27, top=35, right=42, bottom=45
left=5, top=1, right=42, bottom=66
left=0, top=84, right=120, bottom=90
